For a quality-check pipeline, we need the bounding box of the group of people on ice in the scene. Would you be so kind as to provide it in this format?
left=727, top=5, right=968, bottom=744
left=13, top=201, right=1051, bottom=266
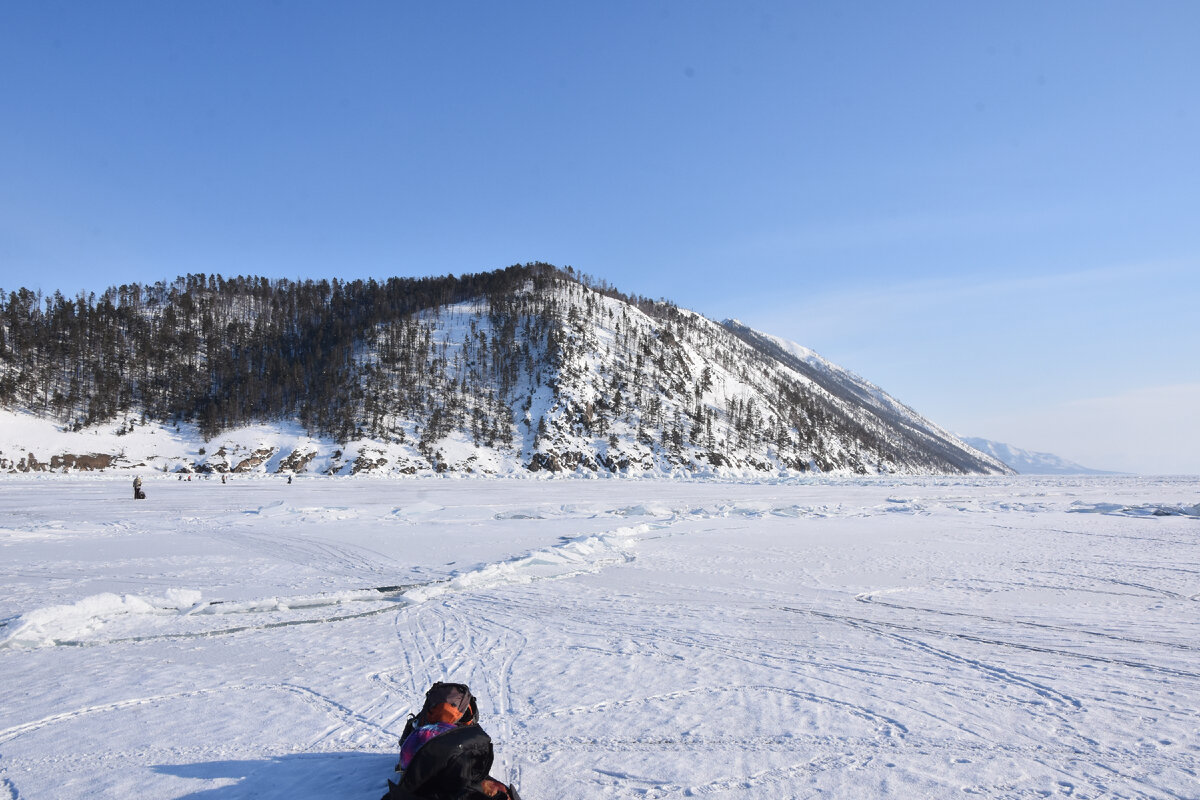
left=129, top=472, right=294, bottom=499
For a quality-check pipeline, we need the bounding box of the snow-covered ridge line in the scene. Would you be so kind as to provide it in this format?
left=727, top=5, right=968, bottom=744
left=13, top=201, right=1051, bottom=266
left=963, top=436, right=1120, bottom=475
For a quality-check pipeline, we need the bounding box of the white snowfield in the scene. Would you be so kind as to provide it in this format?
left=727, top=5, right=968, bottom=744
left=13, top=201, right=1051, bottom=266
left=0, top=475, right=1197, bottom=799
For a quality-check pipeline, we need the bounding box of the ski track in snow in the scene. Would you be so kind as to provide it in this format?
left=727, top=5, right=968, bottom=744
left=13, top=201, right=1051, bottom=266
left=0, top=476, right=1198, bottom=798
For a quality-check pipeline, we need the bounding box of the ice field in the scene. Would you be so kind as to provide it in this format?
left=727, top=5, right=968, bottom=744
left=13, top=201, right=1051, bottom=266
left=1, top=475, right=1198, bottom=799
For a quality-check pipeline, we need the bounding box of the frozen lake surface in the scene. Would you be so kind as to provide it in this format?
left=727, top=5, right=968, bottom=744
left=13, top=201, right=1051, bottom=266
left=1, top=475, right=1198, bottom=798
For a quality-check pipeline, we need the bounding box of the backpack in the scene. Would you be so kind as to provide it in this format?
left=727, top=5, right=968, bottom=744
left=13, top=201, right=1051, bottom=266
left=386, top=684, right=521, bottom=800
left=398, top=682, right=480, bottom=762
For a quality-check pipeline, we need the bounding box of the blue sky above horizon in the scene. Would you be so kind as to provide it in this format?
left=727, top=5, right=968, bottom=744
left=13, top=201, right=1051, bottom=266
left=2, top=1, right=1197, bottom=473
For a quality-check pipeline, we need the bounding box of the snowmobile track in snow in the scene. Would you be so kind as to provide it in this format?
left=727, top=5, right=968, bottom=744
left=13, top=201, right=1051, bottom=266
left=786, top=606, right=1200, bottom=680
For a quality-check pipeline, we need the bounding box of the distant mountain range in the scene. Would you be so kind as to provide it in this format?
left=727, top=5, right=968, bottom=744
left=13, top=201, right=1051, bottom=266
left=0, top=264, right=1011, bottom=476
left=961, top=437, right=1119, bottom=475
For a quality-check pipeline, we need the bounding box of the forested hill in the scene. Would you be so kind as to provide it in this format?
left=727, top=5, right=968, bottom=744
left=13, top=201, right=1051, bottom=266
left=0, top=264, right=1010, bottom=476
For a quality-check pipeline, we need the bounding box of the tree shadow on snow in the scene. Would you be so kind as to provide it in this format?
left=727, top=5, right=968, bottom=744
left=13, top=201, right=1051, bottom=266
left=154, top=751, right=396, bottom=799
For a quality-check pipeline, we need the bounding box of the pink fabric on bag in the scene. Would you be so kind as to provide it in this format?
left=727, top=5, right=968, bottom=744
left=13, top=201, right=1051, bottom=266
left=399, top=722, right=458, bottom=770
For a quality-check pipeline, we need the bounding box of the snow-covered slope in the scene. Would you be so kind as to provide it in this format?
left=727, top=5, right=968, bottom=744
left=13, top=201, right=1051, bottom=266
left=722, top=320, right=1008, bottom=475
left=963, top=437, right=1120, bottom=475
left=0, top=269, right=1012, bottom=477
left=0, top=411, right=346, bottom=476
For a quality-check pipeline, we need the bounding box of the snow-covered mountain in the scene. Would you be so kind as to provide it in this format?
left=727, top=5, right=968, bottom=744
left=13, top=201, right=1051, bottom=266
left=0, top=265, right=1011, bottom=477
left=722, top=321, right=1003, bottom=475
left=962, top=437, right=1119, bottom=475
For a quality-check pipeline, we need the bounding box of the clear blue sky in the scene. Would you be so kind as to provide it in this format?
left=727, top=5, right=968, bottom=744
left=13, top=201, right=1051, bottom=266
left=2, top=1, right=1197, bottom=473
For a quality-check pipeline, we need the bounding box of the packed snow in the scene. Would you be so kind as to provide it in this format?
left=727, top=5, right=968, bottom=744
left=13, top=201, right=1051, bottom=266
left=1, top=474, right=1197, bottom=798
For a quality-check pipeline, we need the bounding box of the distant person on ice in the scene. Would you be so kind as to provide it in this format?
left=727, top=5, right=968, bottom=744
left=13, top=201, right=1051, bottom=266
left=382, top=682, right=520, bottom=800
left=132, top=476, right=145, bottom=500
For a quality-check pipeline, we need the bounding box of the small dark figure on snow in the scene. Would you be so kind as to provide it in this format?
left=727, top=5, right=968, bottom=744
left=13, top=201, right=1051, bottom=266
left=383, top=682, right=520, bottom=800
left=132, top=476, right=146, bottom=500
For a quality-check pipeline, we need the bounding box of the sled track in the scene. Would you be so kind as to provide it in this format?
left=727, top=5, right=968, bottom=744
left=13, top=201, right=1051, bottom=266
left=785, top=606, right=1200, bottom=680
left=510, top=732, right=1185, bottom=799
left=1026, top=567, right=1194, bottom=602
left=192, top=523, right=402, bottom=578
left=536, top=683, right=909, bottom=738
left=854, top=591, right=1200, bottom=651
left=988, top=522, right=1196, bottom=549
left=586, top=751, right=865, bottom=799
left=0, top=682, right=394, bottom=748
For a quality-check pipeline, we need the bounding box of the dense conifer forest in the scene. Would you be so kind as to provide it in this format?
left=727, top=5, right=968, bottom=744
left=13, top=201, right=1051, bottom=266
left=1, top=263, right=563, bottom=437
